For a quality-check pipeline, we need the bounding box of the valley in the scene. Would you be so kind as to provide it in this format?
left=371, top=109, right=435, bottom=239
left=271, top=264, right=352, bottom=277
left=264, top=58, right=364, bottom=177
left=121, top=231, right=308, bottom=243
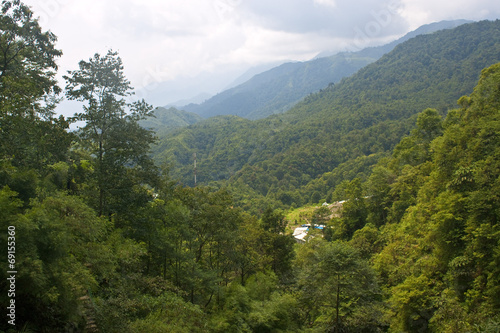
left=1, top=3, right=499, bottom=330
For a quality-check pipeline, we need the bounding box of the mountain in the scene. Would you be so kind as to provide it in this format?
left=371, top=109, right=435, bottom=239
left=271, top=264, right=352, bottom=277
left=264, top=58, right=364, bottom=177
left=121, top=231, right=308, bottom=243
left=343, top=19, right=471, bottom=60
left=181, top=20, right=471, bottom=120
left=154, top=20, right=500, bottom=213
left=165, top=93, right=212, bottom=108
left=222, top=61, right=289, bottom=90
left=139, top=106, right=202, bottom=136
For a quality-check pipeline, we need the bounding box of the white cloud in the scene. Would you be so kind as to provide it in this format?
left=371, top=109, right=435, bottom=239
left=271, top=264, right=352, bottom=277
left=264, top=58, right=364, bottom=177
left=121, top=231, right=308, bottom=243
left=314, top=0, right=337, bottom=8
left=19, top=0, right=500, bottom=108
left=400, top=0, right=500, bottom=29
left=217, top=26, right=319, bottom=65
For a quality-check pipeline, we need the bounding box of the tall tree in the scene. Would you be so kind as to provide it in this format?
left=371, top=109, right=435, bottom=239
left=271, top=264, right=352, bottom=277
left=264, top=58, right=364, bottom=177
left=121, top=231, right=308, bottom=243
left=336, top=178, right=368, bottom=238
left=0, top=0, right=61, bottom=116
left=259, top=207, right=295, bottom=281
left=0, top=0, right=71, bottom=174
left=296, top=240, right=384, bottom=332
left=64, top=50, right=157, bottom=216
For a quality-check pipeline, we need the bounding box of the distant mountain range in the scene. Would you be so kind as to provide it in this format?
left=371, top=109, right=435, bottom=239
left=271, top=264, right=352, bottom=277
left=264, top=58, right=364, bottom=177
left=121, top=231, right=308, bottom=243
left=178, top=19, right=471, bottom=120
left=151, top=20, right=500, bottom=211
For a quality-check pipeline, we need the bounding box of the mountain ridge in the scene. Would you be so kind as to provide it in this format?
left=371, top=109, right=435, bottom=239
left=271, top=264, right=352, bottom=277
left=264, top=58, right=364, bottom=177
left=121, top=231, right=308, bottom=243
left=180, top=19, right=471, bottom=120
left=153, top=20, right=500, bottom=212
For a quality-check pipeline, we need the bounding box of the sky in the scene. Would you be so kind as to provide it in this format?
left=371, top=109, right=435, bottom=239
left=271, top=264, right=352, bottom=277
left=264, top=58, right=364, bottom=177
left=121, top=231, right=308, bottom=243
left=21, top=0, right=500, bottom=114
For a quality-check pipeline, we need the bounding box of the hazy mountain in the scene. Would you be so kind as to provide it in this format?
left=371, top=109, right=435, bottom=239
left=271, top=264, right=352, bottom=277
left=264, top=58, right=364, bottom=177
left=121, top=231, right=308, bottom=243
left=181, top=20, right=471, bottom=120
left=166, top=93, right=213, bottom=108
left=222, top=61, right=293, bottom=90
left=153, top=20, right=500, bottom=209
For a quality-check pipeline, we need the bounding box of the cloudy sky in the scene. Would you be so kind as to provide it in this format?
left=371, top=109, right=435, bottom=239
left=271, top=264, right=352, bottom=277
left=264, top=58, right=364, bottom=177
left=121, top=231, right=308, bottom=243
left=22, top=0, right=500, bottom=111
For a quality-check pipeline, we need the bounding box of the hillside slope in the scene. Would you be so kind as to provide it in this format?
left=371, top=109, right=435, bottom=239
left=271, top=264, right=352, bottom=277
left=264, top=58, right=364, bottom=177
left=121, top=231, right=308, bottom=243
left=140, top=106, right=202, bottom=136
left=362, top=62, right=500, bottom=332
left=154, top=20, right=500, bottom=212
left=182, top=20, right=470, bottom=120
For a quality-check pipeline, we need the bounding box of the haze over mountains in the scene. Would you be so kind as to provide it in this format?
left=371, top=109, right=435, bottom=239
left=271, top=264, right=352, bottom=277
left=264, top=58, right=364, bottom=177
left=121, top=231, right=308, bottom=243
left=175, top=19, right=471, bottom=120
left=144, top=20, right=471, bottom=135
left=151, top=19, right=500, bottom=212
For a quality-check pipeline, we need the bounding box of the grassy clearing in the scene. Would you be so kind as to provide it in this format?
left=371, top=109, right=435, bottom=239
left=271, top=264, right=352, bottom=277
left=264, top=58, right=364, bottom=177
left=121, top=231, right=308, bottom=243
left=285, top=205, right=321, bottom=231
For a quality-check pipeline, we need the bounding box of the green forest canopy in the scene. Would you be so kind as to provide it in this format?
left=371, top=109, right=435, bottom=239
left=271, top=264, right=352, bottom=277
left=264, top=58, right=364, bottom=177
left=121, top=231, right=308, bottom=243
left=153, top=20, right=500, bottom=214
left=0, top=2, right=499, bottom=331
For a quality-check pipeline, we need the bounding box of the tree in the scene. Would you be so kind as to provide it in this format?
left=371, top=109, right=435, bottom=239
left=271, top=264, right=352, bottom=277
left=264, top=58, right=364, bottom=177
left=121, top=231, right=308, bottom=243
left=0, top=0, right=71, bottom=172
left=391, top=108, right=442, bottom=169
left=296, top=240, right=384, bottom=332
left=0, top=191, right=114, bottom=331
left=365, top=164, right=394, bottom=227
left=64, top=50, right=157, bottom=216
left=0, top=0, right=62, bottom=116
left=338, top=178, right=368, bottom=238
left=371, top=63, right=500, bottom=331
left=259, top=208, right=295, bottom=281
left=261, top=207, right=287, bottom=234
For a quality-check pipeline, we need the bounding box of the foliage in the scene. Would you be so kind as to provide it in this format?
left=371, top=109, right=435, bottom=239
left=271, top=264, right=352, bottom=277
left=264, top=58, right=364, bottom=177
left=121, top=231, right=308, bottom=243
left=139, top=106, right=202, bottom=137
left=1, top=4, right=500, bottom=332
left=154, top=20, right=500, bottom=213
left=372, top=62, right=500, bottom=331
left=0, top=0, right=72, bottom=173
left=295, top=239, right=386, bottom=332
left=0, top=0, right=62, bottom=116
left=64, top=50, right=158, bottom=217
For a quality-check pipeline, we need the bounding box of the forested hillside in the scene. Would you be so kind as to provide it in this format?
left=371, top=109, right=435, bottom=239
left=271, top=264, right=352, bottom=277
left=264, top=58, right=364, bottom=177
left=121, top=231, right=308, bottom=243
left=183, top=54, right=372, bottom=119
left=154, top=20, right=500, bottom=213
left=181, top=20, right=469, bottom=120
left=1, top=1, right=499, bottom=332
left=139, top=106, right=202, bottom=136
left=350, top=62, right=500, bottom=332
